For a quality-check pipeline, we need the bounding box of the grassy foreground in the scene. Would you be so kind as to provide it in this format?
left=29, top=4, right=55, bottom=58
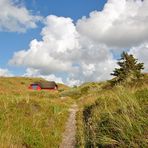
left=76, top=74, right=148, bottom=147
left=0, top=77, right=73, bottom=147
left=0, top=75, right=147, bottom=147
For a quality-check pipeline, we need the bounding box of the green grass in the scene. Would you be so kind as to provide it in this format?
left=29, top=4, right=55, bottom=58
left=0, top=77, right=73, bottom=147
left=76, top=74, right=148, bottom=148
left=0, top=75, right=148, bottom=147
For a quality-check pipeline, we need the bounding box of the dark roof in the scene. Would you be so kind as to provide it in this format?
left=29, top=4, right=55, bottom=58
left=34, top=81, right=57, bottom=89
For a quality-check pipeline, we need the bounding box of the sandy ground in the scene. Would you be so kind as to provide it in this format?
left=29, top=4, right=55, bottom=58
left=59, top=104, right=78, bottom=148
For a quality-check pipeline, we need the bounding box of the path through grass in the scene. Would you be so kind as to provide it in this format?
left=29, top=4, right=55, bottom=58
left=60, top=103, right=78, bottom=148
left=0, top=77, right=73, bottom=147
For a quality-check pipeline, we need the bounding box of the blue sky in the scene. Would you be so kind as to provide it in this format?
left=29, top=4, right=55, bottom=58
left=0, top=0, right=148, bottom=85
left=0, top=0, right=107, bottom=75
left=25, top=0, right=107, bottom=20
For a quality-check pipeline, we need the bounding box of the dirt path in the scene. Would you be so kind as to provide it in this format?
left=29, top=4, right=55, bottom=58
left=60, top=103, right=78, bottom=148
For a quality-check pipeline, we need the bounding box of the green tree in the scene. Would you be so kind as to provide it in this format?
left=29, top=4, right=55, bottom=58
left=111, top=52, right=144, bottom=84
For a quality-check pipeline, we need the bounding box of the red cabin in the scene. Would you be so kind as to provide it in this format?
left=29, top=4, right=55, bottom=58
left=29, top=81, right=58, bottom=90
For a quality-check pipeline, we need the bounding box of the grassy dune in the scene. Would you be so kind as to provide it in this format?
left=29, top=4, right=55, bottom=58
left=0, top=77, right=73, bottom=147
left=76, top=74, right=148, bottom=147
left=0, top=75, right=148, bottom=147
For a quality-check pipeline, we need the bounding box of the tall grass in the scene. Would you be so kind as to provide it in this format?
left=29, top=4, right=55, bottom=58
left=0, top=77, right=73, bottom=147
left=76, top=76, right=148, bottom=147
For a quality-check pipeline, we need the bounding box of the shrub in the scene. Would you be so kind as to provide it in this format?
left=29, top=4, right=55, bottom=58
left=111, top=52, right=144, bottom=85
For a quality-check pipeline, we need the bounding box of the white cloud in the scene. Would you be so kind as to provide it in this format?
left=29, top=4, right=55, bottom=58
left=0, top=0, right=41, bottom=32
left=77, top=0, right=148, bottom=48
left=10, top=0, right=148, bottom=85
left=8, top=0, right=148, bottom=85
left=0, top=68, right=13, bottom=77
left=41, top=74, right=64, bottom=84
left=24, top=68, right=64, bottom=84
left=82, top=63, right=95, bottom=77
left=10, top=15, right=116, bottom=85
left=10, top=15, right=79, bottom=74
left=66, top=77, right=82, bottom=86
left=129, top=43, right=148, bottom=72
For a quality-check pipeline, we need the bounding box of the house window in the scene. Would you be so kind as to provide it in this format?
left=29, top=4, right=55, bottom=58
left=31, top=84, right=39, bottom=90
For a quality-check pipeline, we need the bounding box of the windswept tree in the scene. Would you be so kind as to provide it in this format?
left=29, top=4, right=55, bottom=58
left=111, top=52, right=144, bottom=84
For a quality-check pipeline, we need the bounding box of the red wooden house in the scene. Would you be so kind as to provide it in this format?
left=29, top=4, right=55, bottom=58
left=29, top=81, right=58, bottom=90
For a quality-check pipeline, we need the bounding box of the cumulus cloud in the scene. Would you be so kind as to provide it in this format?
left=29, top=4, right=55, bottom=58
left=24, top=68, right=64, bottom=83
left=77, top=0, right=148, bottom=48
left=0, top=0, right=41, bottom=32
left=10, top=15, right=116, bottom=85
left=10, top=15, right=80, bottom=74
left=129, top=43, right=148, bottom=72
left=0, top=68, right=13, bottom=77
left=66, top=77, right=81, bottom=86
left=9, top=0, right=148, bottom=85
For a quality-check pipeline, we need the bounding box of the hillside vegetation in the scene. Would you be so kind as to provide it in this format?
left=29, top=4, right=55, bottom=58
left=0, top=73, right=147, bottom=148
left=0, top=77, right=73, bottom=147
left=76, top=74, right=148, bottom=147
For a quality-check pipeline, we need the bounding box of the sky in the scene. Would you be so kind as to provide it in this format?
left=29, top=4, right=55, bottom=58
left=0, top=0, right=148, bottom=85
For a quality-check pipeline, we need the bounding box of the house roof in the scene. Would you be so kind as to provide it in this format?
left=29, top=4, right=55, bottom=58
left=34, top=81, right=57, bottom=89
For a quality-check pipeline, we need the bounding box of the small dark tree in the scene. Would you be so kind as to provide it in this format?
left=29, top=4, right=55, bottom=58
left=111, top=52, right=144, bottom=84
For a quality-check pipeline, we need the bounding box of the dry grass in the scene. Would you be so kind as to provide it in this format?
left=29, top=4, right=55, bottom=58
left=0, top=77, right=73, bottom=147
left=76, top=74, right=148, bottom=147
left=1, top=75, right=147, bottom=147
